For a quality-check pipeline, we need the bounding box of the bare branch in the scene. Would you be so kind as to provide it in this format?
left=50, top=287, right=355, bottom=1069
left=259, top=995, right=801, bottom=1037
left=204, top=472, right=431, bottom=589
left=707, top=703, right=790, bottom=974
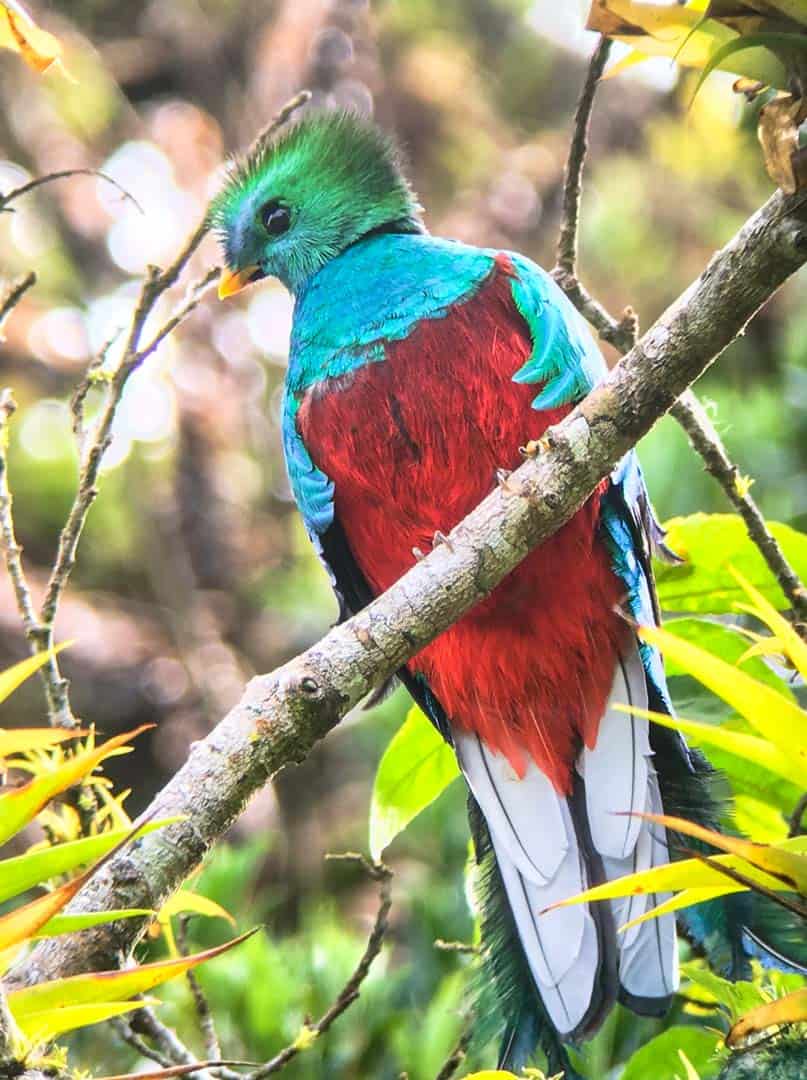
left=247, top=90, right=312, bottom=158
left=177, top=917, right=223, bottom=1067
left=0, top=169, right=142, bottom=215
left=555, top=36, right=612, bottom=278
left=10, top=184, right=807, bottom=989
left=434, top=1029, right=473, bottom=1080
left=244, top=855, right=392, bottom=1079
left=131, top=1005, right=219, bottom=1080
left=0, top=91, right=311, bottom=727
left=0, top=271, right=36, bottom=334
left=111, top=1017, right=175, bottom=1071
left=133, top=267, right=221, bottom=368
left=0, top=390, right=42, bottom=647
left=551, top=37, right=807, bottom=629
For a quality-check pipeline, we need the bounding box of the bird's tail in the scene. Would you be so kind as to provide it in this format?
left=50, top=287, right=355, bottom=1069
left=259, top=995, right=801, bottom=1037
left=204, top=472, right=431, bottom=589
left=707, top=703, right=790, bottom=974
left=458, top=640, right=678, bottom=1072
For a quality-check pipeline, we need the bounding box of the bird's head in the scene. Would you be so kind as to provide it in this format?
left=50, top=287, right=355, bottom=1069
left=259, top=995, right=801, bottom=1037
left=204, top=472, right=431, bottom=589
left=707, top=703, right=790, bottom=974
left=211, top=110, right=424, bottom=298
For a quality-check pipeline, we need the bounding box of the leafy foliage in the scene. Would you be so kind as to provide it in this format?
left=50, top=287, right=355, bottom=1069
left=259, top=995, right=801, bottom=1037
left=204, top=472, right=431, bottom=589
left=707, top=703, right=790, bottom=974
left=655, top=514, right=807, bottom=614
left=0, top=658, right=246, bottom=1070
left=369, top=704, right=459, bottom=861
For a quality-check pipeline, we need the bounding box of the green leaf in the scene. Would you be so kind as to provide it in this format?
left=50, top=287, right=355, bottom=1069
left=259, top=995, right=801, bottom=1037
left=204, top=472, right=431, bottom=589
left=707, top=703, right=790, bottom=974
left=0, top=819, right=180, bottom=904
left=620, top=1025, right=722, bottom=1080
left=637, top=623, right=807, bottom=767
left=7, top=929, right=257, bottom=1019
left=655, top=514, right=807, bottom=614
left=369, top=707, right=459, bottom=861
left=16, top=997, right=159, bottom=1043
left=0, top=645, right=70, bottom=707
left=34, top=909, right=153, bottom=938
left=158, top=889, right=235, bottom=925
left=683, top=965, right=768, bottom=1022
left=693, top=32, right=807, bottom=101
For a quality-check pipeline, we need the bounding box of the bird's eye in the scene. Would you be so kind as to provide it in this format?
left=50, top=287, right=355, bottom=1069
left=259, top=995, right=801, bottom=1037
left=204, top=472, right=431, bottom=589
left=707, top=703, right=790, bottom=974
left=260, top=201, right=291, bottom=237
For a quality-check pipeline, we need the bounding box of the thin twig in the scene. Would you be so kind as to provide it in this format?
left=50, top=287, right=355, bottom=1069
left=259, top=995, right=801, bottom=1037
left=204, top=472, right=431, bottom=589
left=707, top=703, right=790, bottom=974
left=177, top=916, right=223, bottom=1065
left=550, top=36, right=807, bottom=630
left=433, top=1028, right=472, bottom=1080
left=555, top=36, right=612, bottom=278
left=0, top=91, right=309, bottom=728
left=94, top=1062, right=259, bottom=1080
left=0, top=271, right=36, bottom=334
left=0, top=169, right=142, bottom=214
left=111, top=1017, right=175, bottom=1070
left=247, top=90, right=311, bottom=158
left=0, top=392, right=42, bottom=646
left=133, top=266, right=221, bottom=367
left=244, top=855, right=393, bottom=1079
left=132, top=1005, right=219, bottom=1080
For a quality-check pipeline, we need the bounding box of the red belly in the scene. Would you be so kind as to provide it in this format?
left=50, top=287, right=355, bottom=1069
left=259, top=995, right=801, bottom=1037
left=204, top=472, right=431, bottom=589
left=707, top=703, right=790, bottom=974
left=298, top=261, right=626, bottom=792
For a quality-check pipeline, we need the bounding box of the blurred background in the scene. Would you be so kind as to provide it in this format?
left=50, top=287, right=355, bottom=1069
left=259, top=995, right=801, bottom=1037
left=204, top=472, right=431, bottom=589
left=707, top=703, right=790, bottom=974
left=1, top=1, right=806, bottom=1076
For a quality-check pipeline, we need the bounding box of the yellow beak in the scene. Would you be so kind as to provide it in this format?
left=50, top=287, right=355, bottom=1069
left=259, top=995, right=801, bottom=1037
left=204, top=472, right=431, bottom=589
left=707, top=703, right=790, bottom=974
left=218, top=265, right=261, bottom=299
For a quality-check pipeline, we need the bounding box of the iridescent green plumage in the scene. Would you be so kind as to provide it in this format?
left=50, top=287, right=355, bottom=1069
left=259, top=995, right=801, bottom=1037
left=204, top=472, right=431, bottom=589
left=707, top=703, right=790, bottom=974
left=210, top=110, right=423, bottom=293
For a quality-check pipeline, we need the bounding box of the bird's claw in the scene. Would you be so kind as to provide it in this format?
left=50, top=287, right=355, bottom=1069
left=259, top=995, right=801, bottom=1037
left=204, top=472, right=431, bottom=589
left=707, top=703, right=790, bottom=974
left=519, top=434, right=552, bottom=458
left=433, top=530, right=454, bottom=553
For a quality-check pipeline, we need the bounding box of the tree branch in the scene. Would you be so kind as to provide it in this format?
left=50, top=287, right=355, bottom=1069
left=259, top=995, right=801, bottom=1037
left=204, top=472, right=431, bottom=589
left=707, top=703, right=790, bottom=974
left=8, top=185, right=807, bottom=990
left=551, top=36, right=807, bottom=627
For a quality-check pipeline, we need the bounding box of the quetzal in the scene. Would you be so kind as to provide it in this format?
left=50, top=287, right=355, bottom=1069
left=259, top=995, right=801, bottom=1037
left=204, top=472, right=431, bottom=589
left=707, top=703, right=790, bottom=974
left=211, top=112, right=798, bottom=1072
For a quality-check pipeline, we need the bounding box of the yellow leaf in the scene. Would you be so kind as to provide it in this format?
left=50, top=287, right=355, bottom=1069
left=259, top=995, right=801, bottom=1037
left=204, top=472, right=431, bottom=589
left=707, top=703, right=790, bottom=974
left=546, top=836, right=807, bottom=911
left=619, top=886, right=741, bottom=934
left=460, top=1074, right=520, bottom=1079
left=729, top=566, right=807, bottom=679
left=0, top=1, right=63, bottom=74
left=17, top=997, right=160, bottom=1044
left=158, top=889, right=236, bottom=927
left=0, top=941, right=24, bottom=977
left=0, top=725, right=152, bottom=846
left=0, top=727, right=84, bottom=762
left=726, top=987, right=807, bottom=1046
left=7, top=928, right=258, bottom=1020
left=614, top=703, right=806, bottom=788
left=0, top=818, right=180, bottom=904
left=0, top=644, right=70, bottom=708
left=602, top=48, right=652, bottom=80
left=636, top=811, right=807, bottom=894
left=587, top=0, right=787, bottom=86
left=637, top=622, right=807, bottom=760
left=0, top=872, right=91, bottom=951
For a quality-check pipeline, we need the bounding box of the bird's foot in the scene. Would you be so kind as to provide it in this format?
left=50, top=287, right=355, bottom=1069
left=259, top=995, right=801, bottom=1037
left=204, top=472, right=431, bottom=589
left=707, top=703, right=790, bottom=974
left=432, top=530, right=454, bottom=553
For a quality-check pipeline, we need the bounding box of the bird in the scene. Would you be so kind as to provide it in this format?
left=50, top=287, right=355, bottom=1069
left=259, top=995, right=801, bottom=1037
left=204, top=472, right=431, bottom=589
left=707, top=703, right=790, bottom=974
left=211, top=110, right=800, bottom=1075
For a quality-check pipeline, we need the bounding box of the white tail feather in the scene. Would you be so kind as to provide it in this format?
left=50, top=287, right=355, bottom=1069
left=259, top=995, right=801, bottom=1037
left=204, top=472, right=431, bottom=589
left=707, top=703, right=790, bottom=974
left=579, top=644, right=651, bottom=858
left=455, top=729, right=593, bottom=1036
left=493, top=827, right=598, bottom=1035
left=455, top=730, right=567, bottom=884
left=456, top=639, right=678, bottom=1037
left=617, top=774, right=679, bottom=1000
